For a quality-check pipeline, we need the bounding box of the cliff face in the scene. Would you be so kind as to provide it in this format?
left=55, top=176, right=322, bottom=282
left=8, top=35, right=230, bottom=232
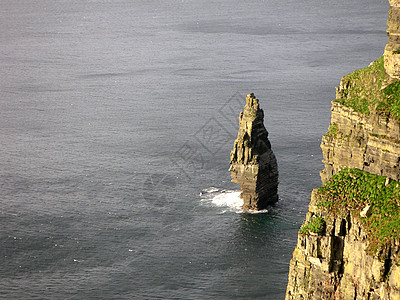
left=229, top=93, right=278, bottom=210
left=320, top=101, right=400, bottom=184
left=286, top=189, right=400, bottom=300
left=320, top=56, right=400, bottom=185
left=385, top=0, right=400, bottom=83
left=286, top=70, right=400, bottom=300
left=286, top=2, right=400, bottom=299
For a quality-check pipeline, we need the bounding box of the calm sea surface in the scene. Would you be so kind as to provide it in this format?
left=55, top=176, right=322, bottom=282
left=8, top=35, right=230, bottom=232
left=0, top=0, right=388, bottom=299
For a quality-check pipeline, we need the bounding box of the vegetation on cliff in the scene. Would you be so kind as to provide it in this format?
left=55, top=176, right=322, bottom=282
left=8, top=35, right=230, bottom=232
left=299, top=216, right=326, bottom=235
left=380, top=80, right=400, bottom=118
left=335, top=56, right=400, bottom=120
left=335, top=57, right=385, bottom=115
left=325, top=123, right=338, bottom=138
left=316, top=168, right=400, bottom=261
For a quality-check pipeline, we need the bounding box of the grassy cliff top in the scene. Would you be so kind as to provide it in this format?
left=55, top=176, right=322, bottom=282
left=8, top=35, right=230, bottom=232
left=335, top=56, right=400, bottom=121
left=316, top=168, right=400, bottom=262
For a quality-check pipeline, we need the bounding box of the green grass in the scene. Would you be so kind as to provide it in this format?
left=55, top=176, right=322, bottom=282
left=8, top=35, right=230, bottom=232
left=334, top=56, right=400, bottom=121
left=299, top=216, right=326, bottom=235
left=325, top=123, right=338, bottom=138
left=378, top=81, right=400, bottom=118
left=316, top=168, right=400, bottom=260
left=335, top=56, right=386, bottom=115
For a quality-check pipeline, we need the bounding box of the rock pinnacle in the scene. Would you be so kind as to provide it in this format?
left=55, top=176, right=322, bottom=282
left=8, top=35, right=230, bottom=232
left=229, top=93, right=279, bottom=210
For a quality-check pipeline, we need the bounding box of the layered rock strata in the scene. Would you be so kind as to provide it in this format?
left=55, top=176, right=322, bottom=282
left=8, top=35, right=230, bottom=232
left=286, top=2, right=400, bottom=298
left=287, top=68, right=400, bottom=300
left=229, top=93, right=278, bottom=210
left=320, top=100, right=400, bottom=184
left=286, top=190, right=400, bottom=300
left=384, top=0, right=400, bottom=83
left=287, top=81, right=400, bottom=299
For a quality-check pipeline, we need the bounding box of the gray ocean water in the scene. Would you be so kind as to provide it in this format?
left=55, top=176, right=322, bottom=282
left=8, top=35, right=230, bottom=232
left=0, top=0, right=388, bottom=299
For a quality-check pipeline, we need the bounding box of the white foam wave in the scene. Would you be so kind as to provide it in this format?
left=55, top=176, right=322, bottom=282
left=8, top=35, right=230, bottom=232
left=200, top=188, right=270, bottom=214
left=211, top=191, right=242, bottom=210
left=200, top=189, right=242, bottom=213
left=199, top=186, right=220, bottom=196
left=246, top=208, right=269, bottom=214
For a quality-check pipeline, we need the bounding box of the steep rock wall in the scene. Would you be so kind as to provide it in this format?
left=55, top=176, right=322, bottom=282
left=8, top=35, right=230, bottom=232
left=286, top=74, right=400, bottom=299
left=320, top=100, right=400, bottom=184
left=385, top=0, right=400, bottom=83
left=229, top=93, right=279, bottom=210
left=286, top=1, right=400, bottom=297
left=286, top=191, right=400, bottom=300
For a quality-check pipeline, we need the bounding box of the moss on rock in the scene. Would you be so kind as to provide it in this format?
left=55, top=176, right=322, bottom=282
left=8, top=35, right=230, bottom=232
left=299, top=216, right=326, bottom=235
left=335, top=56, right=385, bottom=115
left=335, top=56, right=400, bottom=121
left=317, top=168, right=400, bottom=260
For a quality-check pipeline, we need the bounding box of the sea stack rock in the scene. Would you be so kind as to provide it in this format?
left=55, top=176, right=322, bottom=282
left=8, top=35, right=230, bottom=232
left=229, top=93, right=279, bottom=211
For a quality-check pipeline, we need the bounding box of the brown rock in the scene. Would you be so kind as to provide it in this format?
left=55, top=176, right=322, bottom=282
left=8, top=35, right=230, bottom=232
left=286, top=2, right=400, bottom=298
left=286, top=191, right=400, bottom=300
left=320, top=101, right=400, bottom=184
left=385, top=1, right=400, bottom=83
left=229, top=93, right=278, bottom=210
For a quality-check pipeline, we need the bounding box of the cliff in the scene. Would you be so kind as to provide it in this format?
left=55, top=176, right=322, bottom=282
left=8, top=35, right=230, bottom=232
left=229, top=93, right=279, bottom=211
left=384, top=0, right=400, bottom=84
left=286, top=171, right=400, bottom=299
left=320, top=57, right=400, bottom=184
left=285, top=2, right=400, bottom=299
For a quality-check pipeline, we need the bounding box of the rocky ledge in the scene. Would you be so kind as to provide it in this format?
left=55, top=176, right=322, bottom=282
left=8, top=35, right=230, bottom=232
left=286, top=2, right=400, bottom=298
left=384, top=0, right=400, bottom=84
left=229, top=93, right=278, bottom=211
left=286, top=177, right=400, bottom=299
left=287, top=59, right=400, bottom=300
